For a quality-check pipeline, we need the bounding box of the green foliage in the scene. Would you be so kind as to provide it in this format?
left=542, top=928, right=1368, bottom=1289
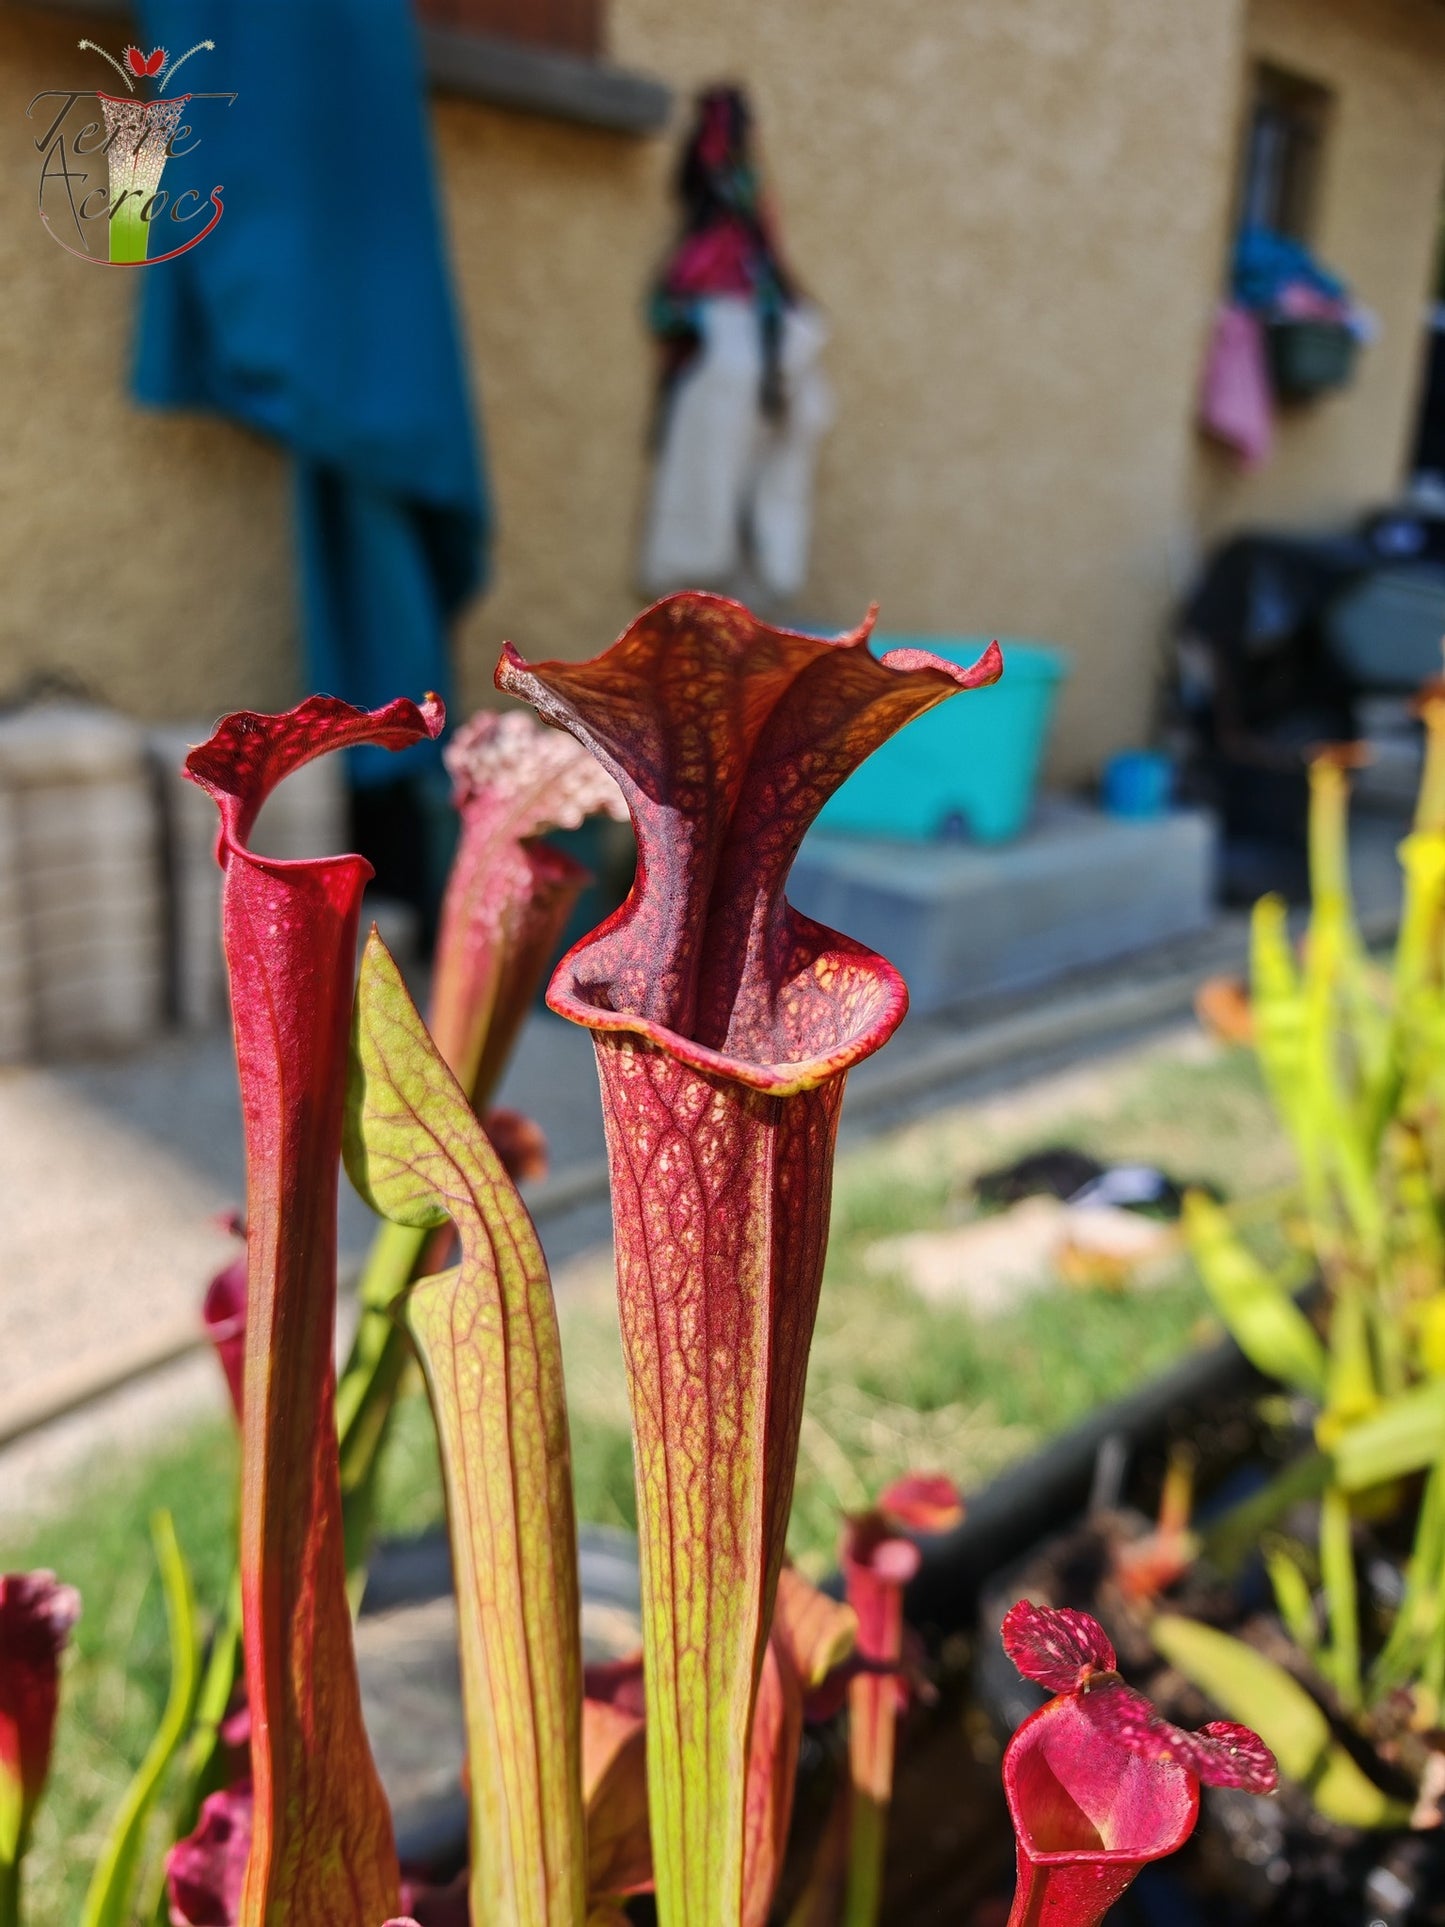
left=1173, top=722, right=1445, bottom=1814
left=336, top=1218, right=433, bottom=1588
left=1332, top=1381, right=1445, bottom=1491
left=2, top=1026, right=1254, bottom=1927
left=346, top=933, right=587, bottom=1927
left=1263, top=1540, right=1320, bottom=1662
left=79, top=1512, right=199, bottom=1927
left=1151, top=1616, right=1409, bottom=1829
left=1184, top=1192, right=1325, bottom=1398
left=0, top=1426, right=236, bottom=1927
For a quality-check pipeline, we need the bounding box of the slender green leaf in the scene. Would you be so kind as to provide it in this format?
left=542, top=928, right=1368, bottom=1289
left=1374, top=1460, right=1445, bottom=1697
left=1331, top=1381, right=1445, bottom=1492
left=1322, top=1281, right=1377, bottom=1433
left=345, top=931, right=586, bottom=1927
left=1264, top=1541, right=1319, bottom=1662
left=1318, top=1486, right=1361, bottom=1712
left=81, top=1512, right=200, bottom=1927
left=1301, top=907, right=1383, bottom=1258
left=1183, top=1193, right=1327, bottom=1399
left=1394, top=832, right=1445, bottom=1002
left=1151, top=1614, right=1408, bottom=1828
left=336, top=1219, right=431, bottom=1593
left=1203, top=1452, right=1328, bottom=1577
left=1310, top=759, right=1393, bottom=1153
left=157, top=1567, right=242, bottom=1927
left=1250, top=896, right=1316, bottom=1182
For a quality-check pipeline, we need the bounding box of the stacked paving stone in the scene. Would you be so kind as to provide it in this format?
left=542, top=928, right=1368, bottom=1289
left=0, top=704, right=165, bottom=1058
left=0, top=706, right=350, bottom=1058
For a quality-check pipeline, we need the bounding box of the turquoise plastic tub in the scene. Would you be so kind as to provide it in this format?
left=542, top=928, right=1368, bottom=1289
left=815, top=638, right=1070, bottom=843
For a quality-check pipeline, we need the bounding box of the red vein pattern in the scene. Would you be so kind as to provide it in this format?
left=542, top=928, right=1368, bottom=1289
left=431, top=711, right=625, bottom=1105
left=497, top=593, right=1001, bottom=1927
left=345, top=934, right=587, bottom=1927
left=839, top=1479, right=960, bottom=1924
left=186, top=694, right=442, bottom=1927
left=998, top=1601, right=1276, bottom=1927
left=742, top=1568, right=855, bottom=1927
left=1002, top=1599, right=1118, bottom=1696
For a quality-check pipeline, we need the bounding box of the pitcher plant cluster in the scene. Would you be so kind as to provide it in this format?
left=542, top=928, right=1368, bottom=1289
left=0, top=596, right=1275, bottom=1927
left=1164, top=692, right=1445, bottom=1831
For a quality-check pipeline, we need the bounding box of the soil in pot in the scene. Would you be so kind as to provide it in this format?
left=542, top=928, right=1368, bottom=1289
left=973, top=1491, right=1443, bottom=1926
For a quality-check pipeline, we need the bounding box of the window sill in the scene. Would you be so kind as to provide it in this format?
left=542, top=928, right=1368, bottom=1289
left=9, top=0, right=673, bottom=137
left=421, top=26, right=670, bottom=135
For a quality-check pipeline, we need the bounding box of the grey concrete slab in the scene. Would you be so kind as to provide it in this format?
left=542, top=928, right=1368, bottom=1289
left=790, top=800, right=1217, bottom=1016
left=492, top=1006, right=605, bottom=1177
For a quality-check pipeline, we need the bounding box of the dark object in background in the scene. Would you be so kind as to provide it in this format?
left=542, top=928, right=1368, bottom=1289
left=1174, top=513, right=1445, bottom=899
left=1069, top=1165, right=1212, bottom=1216
left=1411, top=312, right=1445, bottom=481
left=647, top=84, right=797, bottom=424
left=1174, top=530, right=1362, bottom=899
left=1265, top=319, right=1359, bottom=399
left=1178, top=530, right=1367, bottom=745
left=974, top=1147, right=1105, bottom=1208
left=1363, top=503, right=1445, bottom=569
left=974, top=1150, right=1209, bottom=1219
left=350, top=774, right=457, bottom=952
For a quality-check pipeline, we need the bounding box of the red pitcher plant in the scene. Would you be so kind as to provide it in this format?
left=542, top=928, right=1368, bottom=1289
left=0, top=594, right=1277, bottom=1927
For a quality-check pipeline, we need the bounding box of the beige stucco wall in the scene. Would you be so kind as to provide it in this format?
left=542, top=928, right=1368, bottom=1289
left=1193, top=0, right=1445, bottom=542
left=0, top=9, right=295, bottom=722
left=427, top=0, right=1258, bottom=775
left=2, top=0, right=1441, bottom=781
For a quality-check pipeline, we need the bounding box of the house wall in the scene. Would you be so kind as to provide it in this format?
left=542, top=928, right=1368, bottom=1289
left=587, top=0, right=1246, bottom=779
left=3, top=0, right=1441, bottom=783
left=1193, top=0, right=1445, bottom=545
left=0, top=9, right=295, bottom=722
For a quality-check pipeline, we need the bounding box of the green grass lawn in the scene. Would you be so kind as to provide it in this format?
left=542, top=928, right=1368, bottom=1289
left=1, top=1028, right=1291, bottom=1926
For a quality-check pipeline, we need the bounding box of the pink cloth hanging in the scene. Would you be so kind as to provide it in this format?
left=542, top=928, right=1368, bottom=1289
left=1199, top=302, right=1274, bottom=467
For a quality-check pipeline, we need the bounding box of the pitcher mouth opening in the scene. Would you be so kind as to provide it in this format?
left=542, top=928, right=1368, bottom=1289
left=1006, top=1699, right=1197, bottom=1866
left=549, top=916, right=908, bottom=1096
left=496, top=596, right=1004, bottom=1094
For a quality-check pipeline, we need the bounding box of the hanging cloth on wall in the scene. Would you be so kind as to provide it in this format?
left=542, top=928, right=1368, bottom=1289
left=131, top=0, right=489, bottom=786
left=1198, top=302, right=1275, bottom=468
left=641, top=85, right=832, bottom=602
left=648, top=85, right=794, bottom=419
left=641, top=297, right=833, bottom=597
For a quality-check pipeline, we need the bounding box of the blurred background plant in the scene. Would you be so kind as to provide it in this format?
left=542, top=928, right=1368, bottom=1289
left=1171, top=686, right=1445, bottom=1823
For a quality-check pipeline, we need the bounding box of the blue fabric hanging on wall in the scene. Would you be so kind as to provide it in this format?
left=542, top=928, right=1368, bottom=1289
left=132, top=0, right=488, bottom=783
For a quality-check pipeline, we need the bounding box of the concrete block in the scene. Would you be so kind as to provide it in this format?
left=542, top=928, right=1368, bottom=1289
left=13, top=786, right=156, bottom=867
left=0, top=704, right=165, bottom=1056
left=790, top=798, right=1217, bottom=1016
left=37, top=961, right=166, bottom=1054
left=250, top=753, right=349, bottom=861
left=149, top=730, right=227, bottom=1028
